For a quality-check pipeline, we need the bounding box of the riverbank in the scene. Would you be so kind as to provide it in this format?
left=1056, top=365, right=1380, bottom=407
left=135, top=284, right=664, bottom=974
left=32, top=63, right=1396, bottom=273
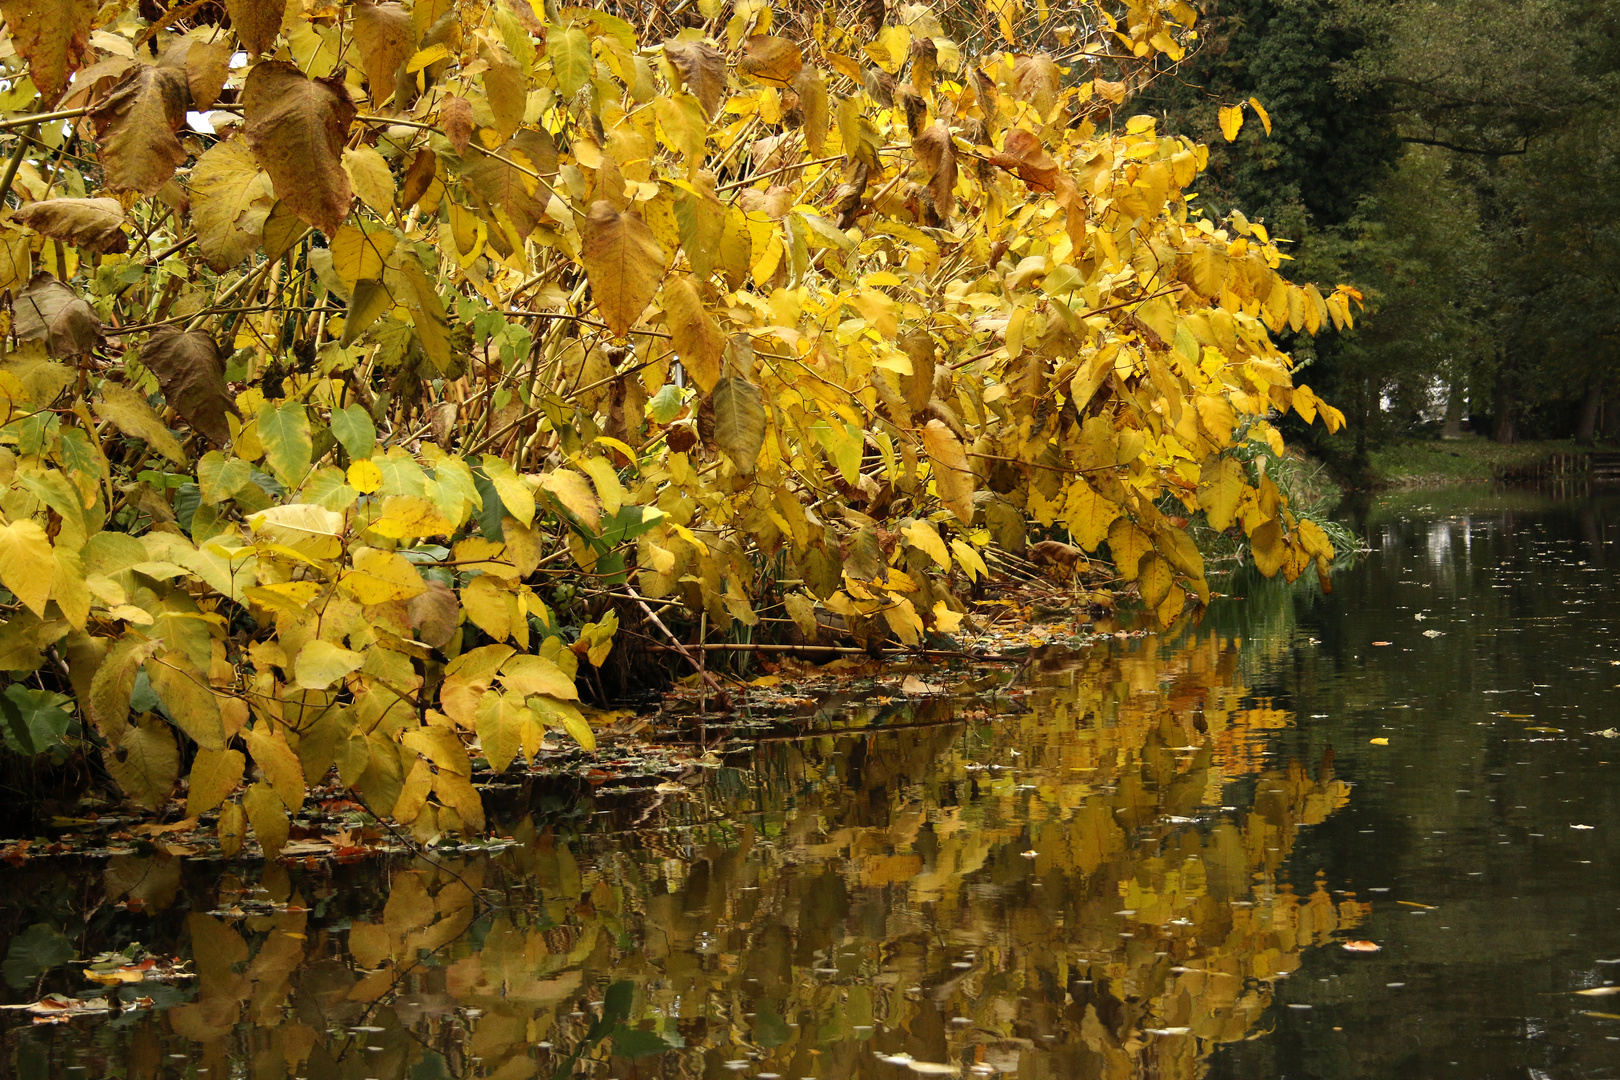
left=1368, top=435, right=1590, bottom=486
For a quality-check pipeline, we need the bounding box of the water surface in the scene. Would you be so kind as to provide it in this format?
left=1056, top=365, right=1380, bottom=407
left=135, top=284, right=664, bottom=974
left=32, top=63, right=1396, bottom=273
left=4, top=490, right=1619, bottom=1079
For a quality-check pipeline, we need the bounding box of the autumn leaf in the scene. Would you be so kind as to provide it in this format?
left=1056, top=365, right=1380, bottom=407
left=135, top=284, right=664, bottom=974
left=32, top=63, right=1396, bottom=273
left=243, top=61, right=358, bottom=237
left=547, top=23, right=592, bottom=97
left=664, top=40, right=726, bottom=119
left=242, top=782, right=289, bottom=858
left=13, top=198, right=128, bottom=254
left=140, top=329, right=236, bottom=447
left=921, top=419, right=974, bottom=524
left=0, top=519, right=53, bottom=618
left=1248, top=96, right=1273, bottom=135
left=912, top=123, right=958, bottom=221
left=91, top=63, right=191, bottom=195
left=353, top=0, right=416, bottom=103
left=579, top=201, right=665, bottom=339
left=95, top=382, right=187, bottom=465
left=711, top=377, right=766, bottom=475
left=185, top=748, right=244, bottom=817
left=104, top=718, right=178, bottom=811
left=1218, top=104, right=1245, bottom=142
left=188, top=138, right=276, bottom=271
left=225, top=0, right=282, bottom=56
left=738, top=35, right=802, bottom=86
left=663, top=277, right=724, bottom=393
left=0, top=0, right=95, bottom=104
left=15, top=273, right=103, bottom=357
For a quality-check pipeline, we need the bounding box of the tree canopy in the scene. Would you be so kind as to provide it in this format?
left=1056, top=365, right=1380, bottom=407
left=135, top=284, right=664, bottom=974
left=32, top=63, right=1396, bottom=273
left=0, top=0, right=1352, bottom=845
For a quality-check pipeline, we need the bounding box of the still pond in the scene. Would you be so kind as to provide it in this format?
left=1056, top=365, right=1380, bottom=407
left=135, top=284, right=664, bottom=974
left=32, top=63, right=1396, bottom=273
left=4, top=489, right=1620, bottom=1079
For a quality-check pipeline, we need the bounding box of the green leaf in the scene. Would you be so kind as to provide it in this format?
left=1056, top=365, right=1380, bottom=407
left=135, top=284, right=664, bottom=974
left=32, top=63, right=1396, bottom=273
left=0, top=685, right=73, bottom=757
left=711, top=377, right=765, bottom=475
left=2, top=924, right=74, bottom=989
left=331, top=403, right=377, bottom=459
left=548, top=25, right=592, bottom=97
left=257, top=400, right=313, bottom=486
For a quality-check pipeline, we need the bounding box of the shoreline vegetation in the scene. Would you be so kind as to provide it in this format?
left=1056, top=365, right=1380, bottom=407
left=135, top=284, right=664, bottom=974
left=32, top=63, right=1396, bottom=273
left=1367, top=436, right=1596, bottom=487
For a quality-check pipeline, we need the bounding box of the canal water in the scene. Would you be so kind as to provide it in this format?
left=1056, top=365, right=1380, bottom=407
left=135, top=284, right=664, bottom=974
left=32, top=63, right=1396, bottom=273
left=3, top=489, right=1619, bottom=1079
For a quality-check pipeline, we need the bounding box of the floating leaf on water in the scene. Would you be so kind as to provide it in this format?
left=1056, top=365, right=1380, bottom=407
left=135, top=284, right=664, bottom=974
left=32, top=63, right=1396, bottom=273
left=1574, top=987, right=1620, bottom=996
left=1341, top=940, right=1380, bottom=953
left=1369, top=737, right=1389, bottom=746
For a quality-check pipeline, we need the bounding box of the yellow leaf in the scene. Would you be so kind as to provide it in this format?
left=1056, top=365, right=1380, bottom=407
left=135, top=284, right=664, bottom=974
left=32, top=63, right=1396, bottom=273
left=1218, top=104, right=1244, bottom=142
left=662, top=276, right=723, bottom=393
left=1108, top=518, right=1153, bottom=581
left=499, top=654, right=578, bottom=699
left=480, top=456, right=535, bottom=527
left=242, top=781, right=289, bottom=857
left=902, top=519, right=951, bottom=569
left=575, top=455, right=625, bottom=517
left=921, top=420, right=974, bottom=524
left=293, top=639, right=364, bottom=690
left=186, top=747, right=244, bottom=817
left=95, top=382, right=187, bottom=465
left=541, top=469, right=601, bottom=532
left=373, top=494, right=454, bottom=538
left=1064, top=479, right=1119, bottom=551
left=1138, top=552, right=1173, bottom=609
left=0, top=518, right=53, bottom=617
left=1197, top=456, right=1244, bottom=532
left=1248, top=96, right=1272, bottom=135
left=579, top=201, right=665, bottom=339
left=1250, top=518, right=1286, bottom=578
left=146, top=650, right=227, bottom=750
left=338, top=550, right=427, bottom=608
left=346, top=457, right=382, bottom=494
left=242, top=724, right=306, bottom=810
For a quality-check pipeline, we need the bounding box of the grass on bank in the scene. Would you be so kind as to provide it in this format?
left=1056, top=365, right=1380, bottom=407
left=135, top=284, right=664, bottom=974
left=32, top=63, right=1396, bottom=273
left=1369, top=435, right=1590, bottom=486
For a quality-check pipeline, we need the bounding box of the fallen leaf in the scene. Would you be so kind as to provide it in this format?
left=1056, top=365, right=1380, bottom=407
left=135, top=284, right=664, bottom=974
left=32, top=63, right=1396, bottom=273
left=1575, top=987, right=1620, bottom=997
left=1369, top=737, right=1389, bottom=746
left=1341, top=940, right=1380, bottom=953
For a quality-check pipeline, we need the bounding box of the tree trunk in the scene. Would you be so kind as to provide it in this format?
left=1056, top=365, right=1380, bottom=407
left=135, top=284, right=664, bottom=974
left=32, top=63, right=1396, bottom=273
left=1575, top=378, right=1602, bottom=445
left=1493, top=360, right=1517, bottom=444
left=1441, top=378, right=1466, bottom=440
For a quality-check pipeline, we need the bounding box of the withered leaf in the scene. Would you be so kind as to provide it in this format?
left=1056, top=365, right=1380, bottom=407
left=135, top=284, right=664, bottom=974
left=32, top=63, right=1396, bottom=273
left=912, top=123, right=958, bottom=223
left=738, top=35, right=802, bottom=86
left=140, top=328, right=237, bottom=447
left=243, top=62, right=358, bottom=237
left=440, top=95, right=474, bottom=155
left=91, top=64, right=192, bottom=195
left=0, top=0, right=95, bottom=104
left=226, top=0, right=282, bottom=56
left=15, top=273, right=103, bottom=357
left=991, top=128, right=1059, bottom=192
left=353, top=0, right=416, bottom=103
left=664, top=40, right=727, bottom=120
left=181, top=35, right=231, bottom=110
left=466, top=144, right=546, bottom=239
left=13, top=198, right=128, bottom=254
left=579, top=201, right=665, bottom=339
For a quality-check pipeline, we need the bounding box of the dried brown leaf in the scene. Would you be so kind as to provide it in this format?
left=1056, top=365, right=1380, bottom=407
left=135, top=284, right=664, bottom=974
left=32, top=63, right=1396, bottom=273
left=0, top=0, right=95, bottom=104
left=14, top=273, right=102, bottom=356
left=738, top=35, right=802, bottom=87
left=91, top=64, right=192, bottom=195
left=579, top=201, right=665, bottom=339
left=13, top=198, right=128, bottom=254
left=664, top=40, right=727, bottom=119
left=243, top=61, right=357, bottom=237
left=353, top=0, right=416, bottom=104
left=226, top=0, right=282, bottom=56
left=140, top=328, right=236, bottom=447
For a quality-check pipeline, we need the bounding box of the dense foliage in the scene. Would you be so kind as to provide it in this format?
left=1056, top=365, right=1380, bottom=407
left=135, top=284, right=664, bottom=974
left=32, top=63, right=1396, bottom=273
left=1157, top=0, right=1620, bottom=460
left=0, top=0, right=1351, bottom=846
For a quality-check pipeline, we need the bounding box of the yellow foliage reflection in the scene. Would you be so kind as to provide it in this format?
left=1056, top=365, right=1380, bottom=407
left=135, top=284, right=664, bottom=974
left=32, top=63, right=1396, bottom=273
left=50, top=634, right=1356, bottom=1080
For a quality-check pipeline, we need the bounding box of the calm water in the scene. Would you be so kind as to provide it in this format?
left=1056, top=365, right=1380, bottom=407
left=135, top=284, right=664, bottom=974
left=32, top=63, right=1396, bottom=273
left=4, top=490, right=1620, bottom=1079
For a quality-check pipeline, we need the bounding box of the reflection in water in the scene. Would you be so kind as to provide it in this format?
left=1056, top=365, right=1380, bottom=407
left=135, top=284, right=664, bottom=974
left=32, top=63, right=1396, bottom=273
left=3, top=635, right=1353, bottom=1080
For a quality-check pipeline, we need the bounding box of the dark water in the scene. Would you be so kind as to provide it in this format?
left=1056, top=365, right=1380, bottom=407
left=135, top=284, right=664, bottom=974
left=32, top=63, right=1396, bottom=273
left=3, top=490, right=1620, bottom=1079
